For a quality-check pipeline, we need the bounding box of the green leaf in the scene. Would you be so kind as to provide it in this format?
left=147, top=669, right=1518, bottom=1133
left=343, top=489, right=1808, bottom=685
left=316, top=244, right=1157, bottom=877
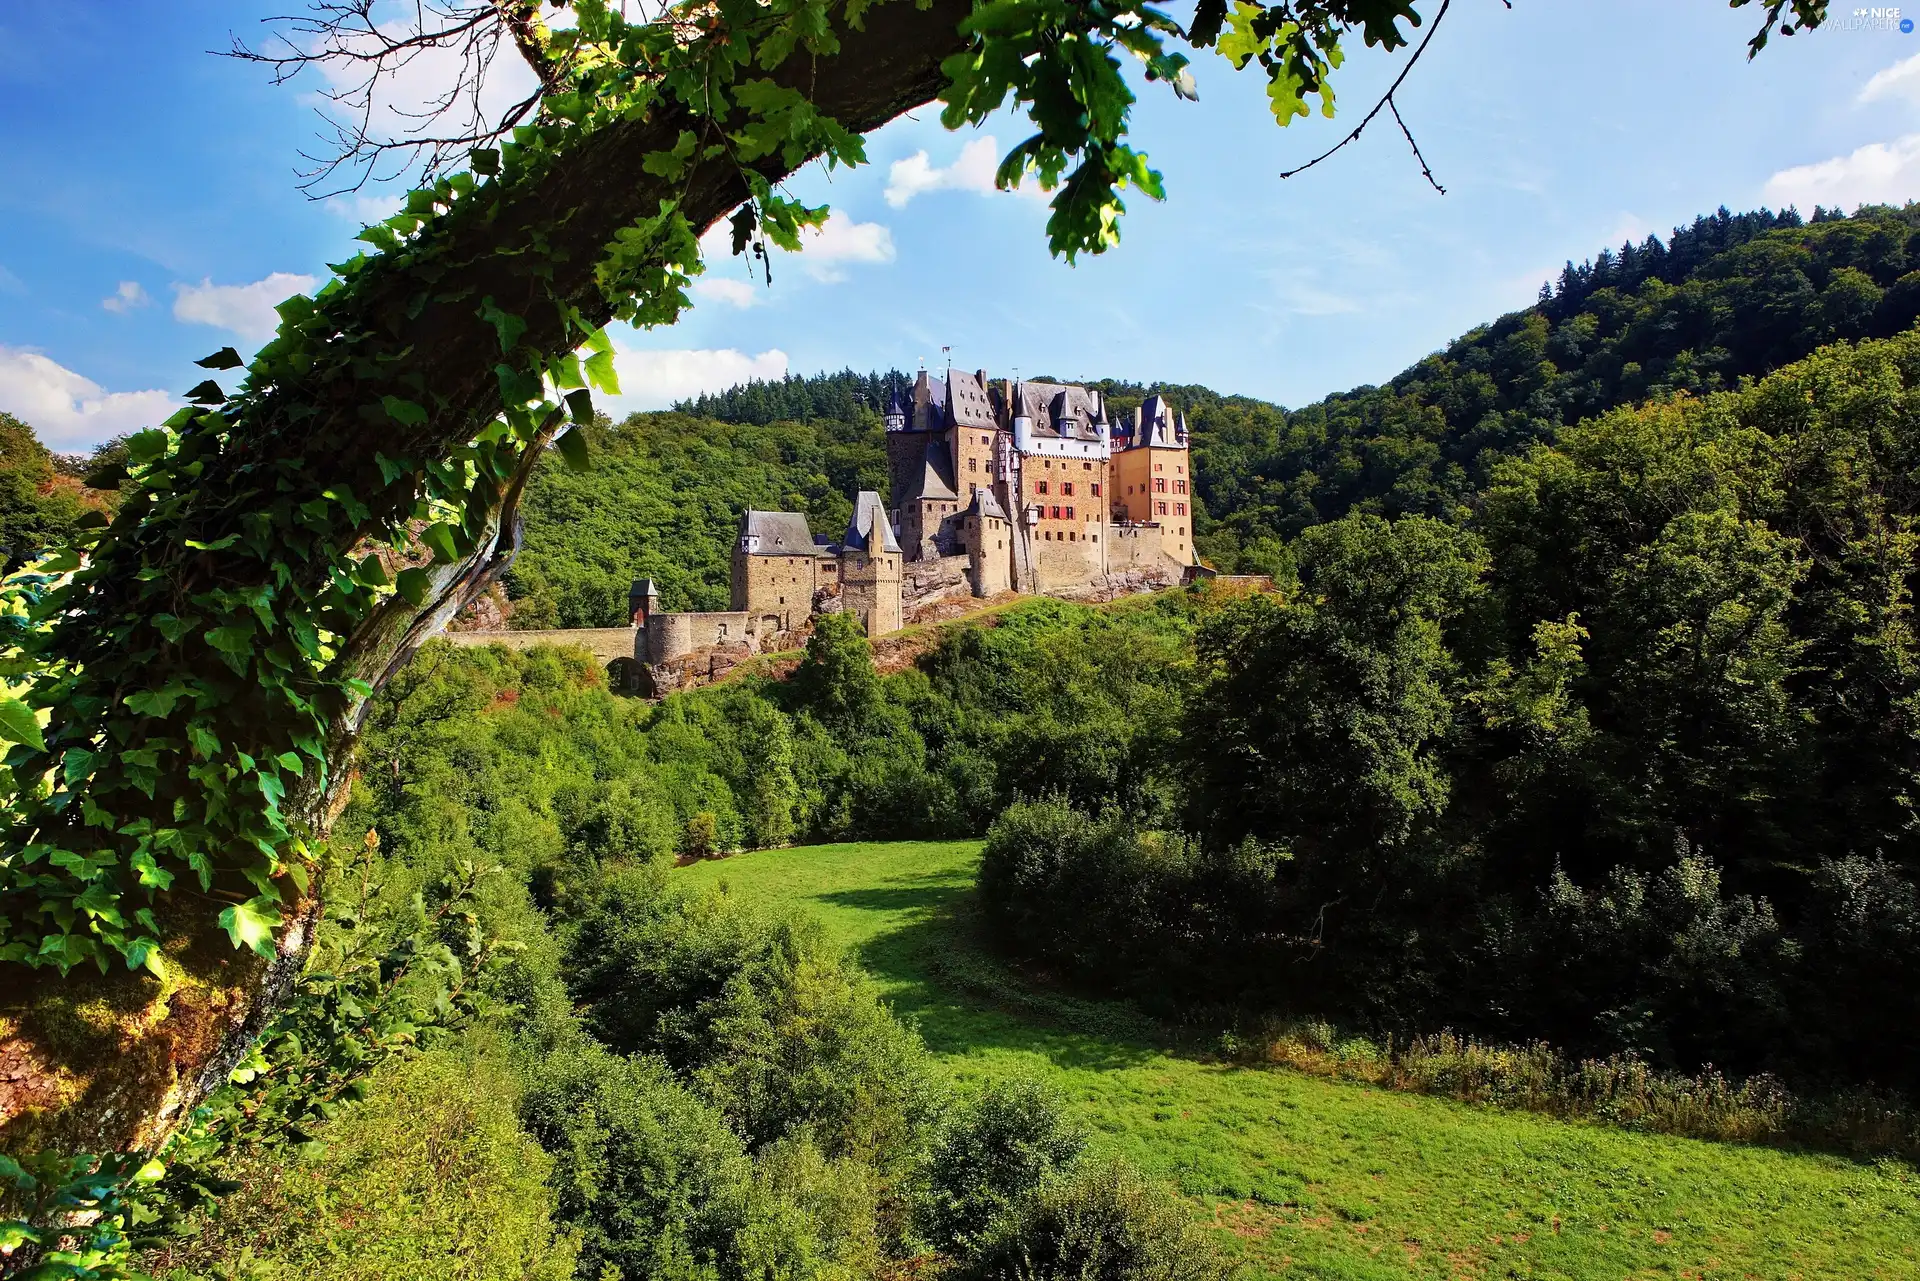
left=583, top=348, right=620, bottom=395
left=218, top=897, right=281, bottom=957
left=0, top=698, right=44, bottom=752
left=195, top=346, right=244, bottom=370
left=381, top=396, right=429, bottom=427
left=419, top=523, right=459, bottom=564
left=125, top=429, right=170, bottom=466
left=565, top=389, right=594, bottom=425
left=556, top=427, right=590, bottom=471
left=353, top=554, right=390, bottom=587
left=185, top=533, right=240, bottom=552
left=481, top=297, right=528, bottom=355
left=205, top=625, right=254, bottom=655
left=470, top=146, right=500, bottom=176
left=395, top=566, right=433, bottom=606
left=185, top=379, right=227, bottom=405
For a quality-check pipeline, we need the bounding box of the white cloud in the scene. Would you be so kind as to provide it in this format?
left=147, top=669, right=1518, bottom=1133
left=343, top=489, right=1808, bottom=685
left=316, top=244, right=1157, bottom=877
left=603, top=345, right=789, bottom=413
left=1860, top=52, right=1920, bottom=107
left=693, top=212, right=892, bottom=291
left=0, top=347, right=178, bottom=451
left=1763, top=134, right=1920, bottom=213
left=884, top=136, right=1047, bottom=209
left=793, top=215, right=895, bottom=282
left=172, top=272, right=318, bottom=343
left=326, top=191, right=406, bottom=224
left=101, top=281, right=149, bottom=314
left=693, top=277, right=762, bottom=308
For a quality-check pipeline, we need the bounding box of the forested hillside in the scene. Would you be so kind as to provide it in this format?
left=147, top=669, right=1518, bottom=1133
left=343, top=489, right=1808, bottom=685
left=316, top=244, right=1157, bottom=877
left=497, top=204, right=1920, bottom=628
left=1189, top=203, right=1920, bottom=567
left=502, top=411, right=887, bottom=627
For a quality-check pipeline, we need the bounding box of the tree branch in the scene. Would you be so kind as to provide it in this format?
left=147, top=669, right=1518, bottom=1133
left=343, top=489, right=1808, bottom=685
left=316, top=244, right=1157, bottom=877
left=1278, top=0, right=1452, bottom=190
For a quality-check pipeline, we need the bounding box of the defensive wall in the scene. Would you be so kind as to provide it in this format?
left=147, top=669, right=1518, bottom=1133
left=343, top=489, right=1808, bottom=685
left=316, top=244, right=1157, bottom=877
left=444, top=626, right=638, bottom=668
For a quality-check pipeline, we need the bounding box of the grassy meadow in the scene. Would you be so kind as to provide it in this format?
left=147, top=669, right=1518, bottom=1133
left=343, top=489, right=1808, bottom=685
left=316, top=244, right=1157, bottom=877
left=678, top=841, right=1919, bottom=1281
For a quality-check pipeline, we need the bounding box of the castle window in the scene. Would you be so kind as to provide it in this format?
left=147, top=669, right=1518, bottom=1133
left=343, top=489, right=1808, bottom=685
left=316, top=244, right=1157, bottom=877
left=1044, top=530, right=1052, bottom=541
left=1154, top=478, right=1167, bottom=493
left=1068, top=531, right=1076, bottom=541
left=1083, top=461, right=1093, bottom=470
left=1092, top=483, right=1102, bottom=497
left=1175, top=503, right=1187, bottom=516
left=1051, top=505, right=1062, bottom=519
left=1092, top=534, right=1099, bottom=543
left=1066, top=506, right=1075, bottom=519
left=778, top=596, right=785, bottom=605
left=1155, top=463, right=1163, bottom=472
left=1037, top=480, right=1048, bottom=494
left=1157, top=502, right=1168, bottom=516
left=1176, top=479, right=1187, bottom=494
left=1062, top=482, right=1074, bottom=496
left=970, top=458, right=978, bottom=472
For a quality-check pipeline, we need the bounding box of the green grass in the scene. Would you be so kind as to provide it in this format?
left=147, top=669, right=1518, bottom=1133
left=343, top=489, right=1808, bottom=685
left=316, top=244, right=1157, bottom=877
left=679, top=840, right=1920, bottom=1281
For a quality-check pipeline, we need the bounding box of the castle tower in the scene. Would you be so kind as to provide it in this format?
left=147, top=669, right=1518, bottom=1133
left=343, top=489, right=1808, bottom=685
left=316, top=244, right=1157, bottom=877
left=839, top=490, right=903, bottom=636
left=1108, top=394, right=1195, bottom=566
left=629, top=577, right=660, bottom=625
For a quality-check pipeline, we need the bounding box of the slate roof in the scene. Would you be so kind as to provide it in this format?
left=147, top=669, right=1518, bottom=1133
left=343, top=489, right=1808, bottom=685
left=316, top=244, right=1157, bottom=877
left=1132, top=395, right=1186, bottom=448
left=1010, top=380, right=1106, bottom=440
left=965, top=485, right=1009, bottom=521
left=844, top=490, right=902, bottom=554
left=740, top=510, right=827, bottom=555
left=945, top=369, right=999, bottom=430
left=898, top=435, right=958, bottom=503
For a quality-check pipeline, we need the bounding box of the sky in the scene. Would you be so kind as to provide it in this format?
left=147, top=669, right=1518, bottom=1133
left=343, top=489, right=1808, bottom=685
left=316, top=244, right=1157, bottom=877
left=0, top=1, right=1916, bottom=452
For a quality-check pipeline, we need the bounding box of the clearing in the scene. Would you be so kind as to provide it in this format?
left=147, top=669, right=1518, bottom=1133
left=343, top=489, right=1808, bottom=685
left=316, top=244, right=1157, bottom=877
left=679, top=840, right=1918, bottom=1281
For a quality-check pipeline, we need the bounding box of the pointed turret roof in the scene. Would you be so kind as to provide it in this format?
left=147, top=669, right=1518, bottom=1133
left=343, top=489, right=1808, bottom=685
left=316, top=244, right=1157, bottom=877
left=844, top=490, right=901, bottom=554
left=965, top=485, right=1008, bottom=522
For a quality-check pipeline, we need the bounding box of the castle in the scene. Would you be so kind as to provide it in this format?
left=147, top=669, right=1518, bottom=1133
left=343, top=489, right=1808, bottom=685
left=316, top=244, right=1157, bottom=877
left=630, top=369, right=1196, bottom=686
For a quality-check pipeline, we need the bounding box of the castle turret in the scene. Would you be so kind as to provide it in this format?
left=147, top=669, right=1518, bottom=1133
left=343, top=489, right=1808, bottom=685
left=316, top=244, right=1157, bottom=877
left=629, top=577, right=661, bottom=624
left=883, top=383, right=908, bottom=432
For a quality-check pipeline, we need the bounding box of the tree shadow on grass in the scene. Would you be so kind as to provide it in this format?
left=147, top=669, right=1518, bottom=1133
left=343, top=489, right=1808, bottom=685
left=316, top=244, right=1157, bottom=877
left=818, top=883, right=1162, bottom=1073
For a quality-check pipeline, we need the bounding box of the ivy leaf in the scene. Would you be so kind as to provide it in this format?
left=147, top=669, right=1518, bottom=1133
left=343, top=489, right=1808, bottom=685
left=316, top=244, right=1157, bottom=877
left=420, top=523, right=459, bottom=564
left=185, top=380, right=227, bottom=406
left=194, top=347, right=244, bottom=370
left=395, top=566, right=433, bottom=606
left=153, top=614, right=195, bottom=643
left=0, top=698, right=45, bottom=752
left=353, top=554, right=390, bottom=588
left=470, top=146, right=500, bottom=175
left=218, top=897, right=281, bottom=957
left=381, top=396, right=429, bottom=427
left=205, top=625, right=255, bottom=655
left=556, top=427, right=591, bottom=471
left=481, top=297, right=528, bottom=355
left=125, top=429, right=170, bottom=466
left=583, top=348, right=620, bottom=396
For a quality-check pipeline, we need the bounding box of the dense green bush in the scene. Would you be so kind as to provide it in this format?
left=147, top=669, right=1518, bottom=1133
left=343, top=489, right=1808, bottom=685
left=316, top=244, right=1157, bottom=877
left=922, top=1077, right=1088, bottom=1256
left=152, top=1032, right=580, bottom=1281
left=956, top=1158, right=1229, bottom=1281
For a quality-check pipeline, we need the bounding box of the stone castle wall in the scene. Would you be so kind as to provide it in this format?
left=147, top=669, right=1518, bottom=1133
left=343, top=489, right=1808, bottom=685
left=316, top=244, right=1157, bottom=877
left=444, top=627, right=639, bottom=668
left=644, top=611, right=756, bottom=663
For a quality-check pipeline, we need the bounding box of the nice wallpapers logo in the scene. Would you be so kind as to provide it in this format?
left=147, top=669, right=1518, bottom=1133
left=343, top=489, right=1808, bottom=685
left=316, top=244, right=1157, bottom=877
left=1839, top=6, right=1915, bottom=32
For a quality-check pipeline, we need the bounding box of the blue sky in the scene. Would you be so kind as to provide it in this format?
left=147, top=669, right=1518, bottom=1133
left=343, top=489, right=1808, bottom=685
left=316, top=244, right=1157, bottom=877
left=1, top=1, right=1915, bottom=451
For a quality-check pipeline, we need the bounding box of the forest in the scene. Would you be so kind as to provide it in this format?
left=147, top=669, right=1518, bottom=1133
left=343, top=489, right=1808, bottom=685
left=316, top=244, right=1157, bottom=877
left=496, top=203, right=1920, bottom=628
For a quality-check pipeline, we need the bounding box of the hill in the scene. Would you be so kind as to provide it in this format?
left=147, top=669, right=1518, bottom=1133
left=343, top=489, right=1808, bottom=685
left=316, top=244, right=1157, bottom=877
left=496, top=203, right=1920, bottom=627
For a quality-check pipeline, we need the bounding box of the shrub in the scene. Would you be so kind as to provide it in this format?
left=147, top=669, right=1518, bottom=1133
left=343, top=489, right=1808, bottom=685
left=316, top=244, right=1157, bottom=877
left=683, top=810, right=722, bottom=859
left=923, top=1076, right=1088, bottom=1255
left=519, top=1040, right=752, bottom=1281
left=149, top=1030, right=579, bottom=1281
left=957, top=1158, right=1229, bottom=1281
